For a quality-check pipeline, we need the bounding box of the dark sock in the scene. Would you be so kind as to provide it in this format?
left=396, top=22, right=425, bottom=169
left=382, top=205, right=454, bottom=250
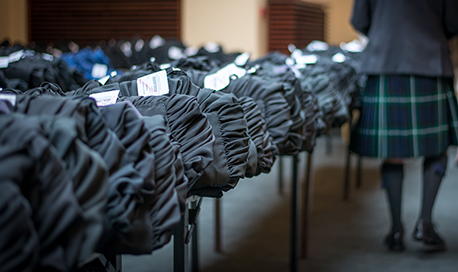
left=419, top=154, right=447, bottom=224
left=381, top=162, right=404, bottom=234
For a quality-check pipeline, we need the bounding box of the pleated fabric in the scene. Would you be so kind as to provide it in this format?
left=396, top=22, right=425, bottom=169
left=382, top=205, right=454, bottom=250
left=117, top=94, right=215, bottom=190
left=169, top=64, right=291, bottom=154
left=35, top=115, right=109, bottom=264
left=219, top=74, right=292, bottom=155
left=9, top=95, right=116, bottom=263
left=167, top=69, right=256, bottom=197
left=248, top=59, right=308, bottom=154
left=95, top=101, right=187, bottom=253
left=262, top=77, right=306, bottom=155
left=248, top=54, right=325, bottom=152
left=300, top=45, right=364, bottom=113
left=0, top=178, right=39, bottom=272
left=238, top=96, right=277, bottom=175
left=11, top=94, right=158, bottom=255
left=80, top=67, right=255, bottom=198
left=299, top=65, right=348, bottom=127
left=13, top=93, right=129, bottom=175
left=97, top=102, right=158, bottom=254
left=0, top=113, right=86, bottom=271
left=74, top=80, right=215, bottom=196
left=300, top=88, right=324, bottom=152
left=141, top=114, right=187, bottom=250
left=61, top=74, right=212, bottom=248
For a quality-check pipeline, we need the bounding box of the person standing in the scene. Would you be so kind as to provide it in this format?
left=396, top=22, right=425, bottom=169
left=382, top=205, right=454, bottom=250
left=350, top=0, right=458, bottom=251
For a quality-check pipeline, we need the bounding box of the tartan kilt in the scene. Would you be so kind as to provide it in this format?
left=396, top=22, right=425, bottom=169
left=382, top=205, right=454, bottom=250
left=350, top=75, right=458, bottom=158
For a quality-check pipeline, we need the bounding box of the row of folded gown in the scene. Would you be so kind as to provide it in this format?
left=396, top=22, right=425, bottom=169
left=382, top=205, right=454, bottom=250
left=0, top=91, right=190, bottom=271
left=1, top=43, right=363, bottom=192
left=0, top=37, right=240, bottom=92
left=1, top=38, right=364, bottom=137
left=0, top=68, right=279, bottom=270
left=0, top=39, right=365, bottom=272
left=0, top=42, right=87, bottom=92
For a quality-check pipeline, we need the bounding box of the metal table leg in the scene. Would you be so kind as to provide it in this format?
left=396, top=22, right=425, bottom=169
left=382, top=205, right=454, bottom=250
left=191, top=201, right=199, bottom=272
left=214, top=198, right=222, bottom=253
left=278, top=156, right=284, bottom=195
left=343, top=118, right=353, bottom=200
left=356, top=155, right=362, bottom=188
left=301, top=152, right=313, bottom=259
left=290, top=154, right=299, bottom=272
left=173, top=214, right=186, bottom=272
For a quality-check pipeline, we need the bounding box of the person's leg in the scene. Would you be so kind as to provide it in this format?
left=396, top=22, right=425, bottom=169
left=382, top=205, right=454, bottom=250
left=413, top=153, right=447, bottom=249
left=381, top=159, right=405, bottom=251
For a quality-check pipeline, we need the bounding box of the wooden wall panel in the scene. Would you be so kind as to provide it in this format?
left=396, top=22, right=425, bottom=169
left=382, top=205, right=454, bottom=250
left=28, top=0, right=181, bottom=46
left=268, top=0, right=325, bottom=54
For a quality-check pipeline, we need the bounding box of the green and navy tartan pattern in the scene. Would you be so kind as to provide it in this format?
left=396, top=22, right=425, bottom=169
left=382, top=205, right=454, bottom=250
left=350, top=75, right=458, bottom=158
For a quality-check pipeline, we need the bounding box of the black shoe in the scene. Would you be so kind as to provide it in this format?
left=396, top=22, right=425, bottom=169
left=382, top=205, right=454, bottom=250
left=384, top=232, right=405, bottom=252
left=412, top=221, right=446, bottom=250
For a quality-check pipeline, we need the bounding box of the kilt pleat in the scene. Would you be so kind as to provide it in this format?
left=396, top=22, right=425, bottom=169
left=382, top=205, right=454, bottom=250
left=350, top=75, right=458, bottom=158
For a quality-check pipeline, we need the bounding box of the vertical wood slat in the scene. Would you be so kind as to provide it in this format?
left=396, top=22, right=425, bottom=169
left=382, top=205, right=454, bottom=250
left=28, top=0, right=181, bottom=46
left=268, top=0, right=325, bottom=54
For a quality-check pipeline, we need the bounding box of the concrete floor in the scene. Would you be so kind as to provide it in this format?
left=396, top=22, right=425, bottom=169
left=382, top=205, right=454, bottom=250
left=123, top=133, right=458, bottom=272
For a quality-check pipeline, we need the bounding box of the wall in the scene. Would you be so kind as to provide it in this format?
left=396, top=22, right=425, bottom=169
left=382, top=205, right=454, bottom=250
left=0, top=0, right=357, bottom=56
left=182, top=0, right=268, bottom=59
left=302, top=0, right=358, bottom=45
left=182, top=0, right=358, bottom=58
left=0, top=0, right=27, bottom=44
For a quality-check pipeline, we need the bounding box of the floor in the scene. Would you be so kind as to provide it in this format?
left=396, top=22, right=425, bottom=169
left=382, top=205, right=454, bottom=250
left=123, top=132, right=458, bottom=272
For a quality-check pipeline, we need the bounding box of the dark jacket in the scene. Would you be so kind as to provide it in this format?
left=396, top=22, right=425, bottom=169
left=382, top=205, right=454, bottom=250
left=351, top=0, right=458, bottom=77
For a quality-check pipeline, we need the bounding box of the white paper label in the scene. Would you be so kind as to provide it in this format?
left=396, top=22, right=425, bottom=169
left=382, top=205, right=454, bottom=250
left=296, top=54, right=318, bottom=65
left=137, top=70, right=169, bottom=96
left=121, top=41, right=132, bottom=57
left=290, top=49, right=303, bottom=60
left=8, top=50, right=24, bottom=63
left=160, top=63, right=171, bottom=70
left=285, top=58, right=295, bottom=66
left=168, top=46, right=183, bottom=60
left=185, top=46, right=198, bottom=57
left=92, top=63, right=108, bottom=79
left=204, top=63, right=246, bottom=91
left=204, top=41, right=220, bottom=53
left=0, top=57, right=8, bottom=68
left=0, top=94, right=16, bottom=106
left=234, top=52, right=251, bottom=66
left=149, top=35, right=166, bottom=49
left=340, top=38, right=367, bottom=53
left=42, top=53, right=54, bottom=62
left=332, top=52, right=347, bottom=63
left=24, top=50, right=35, bottom=58
left=288, top=43, right=297, bottom=53
left=294, top=63, right=307, bottom=70
left=204, top=73, right=230, bottom=91
left=89, top=90, right=119, bottom=107
left=247, top=66, right=258, bottom=74
left=135, top=39, right=145, bottom=52
left=98, top=75, right=111, bottom=85
left=306, top=40, right=329, bottom=51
